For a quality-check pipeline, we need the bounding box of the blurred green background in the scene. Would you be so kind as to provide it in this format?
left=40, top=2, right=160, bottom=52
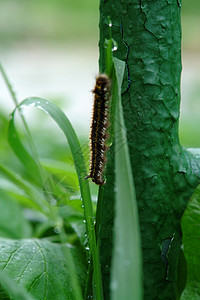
left=0, top=0, right=98, bottom=43
left=0, top=0, right=200, bottom=154
left=181, top=0, right=200, bottom=148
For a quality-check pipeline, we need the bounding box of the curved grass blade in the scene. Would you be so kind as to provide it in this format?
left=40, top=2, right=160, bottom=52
left=10, top=98, right=102, bottom=300
left=110, top=58, right=143, bottom=300
left=8, top=116, right=42, bottom=186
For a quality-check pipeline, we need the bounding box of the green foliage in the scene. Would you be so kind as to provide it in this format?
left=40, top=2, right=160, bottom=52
left=9, top=97, right=102, bottom=299
left=0, top=37, right=144, bottom=299
left=0, top=62, right=95, bottom=298
left=181, top=185, right=200, bottom=299
left=0, top=238, right=86, bottom=300
left=0, top=5, right=198, bottom=296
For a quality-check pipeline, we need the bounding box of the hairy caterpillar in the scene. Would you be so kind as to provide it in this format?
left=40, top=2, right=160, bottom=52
left=85, top=74, right=111, bottom=185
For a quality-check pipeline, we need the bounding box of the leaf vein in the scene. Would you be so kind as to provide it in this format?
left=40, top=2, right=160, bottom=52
left=16, top=248, right=40, bottom=284
left=2, top=245, right=23, bottom=271
left=28, top=270, right=46, bottom=293
left=34, top=240, right=48, bottom=300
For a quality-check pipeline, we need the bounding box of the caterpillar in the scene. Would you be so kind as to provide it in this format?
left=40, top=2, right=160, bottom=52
left=85, top=74, right=111, bottom=185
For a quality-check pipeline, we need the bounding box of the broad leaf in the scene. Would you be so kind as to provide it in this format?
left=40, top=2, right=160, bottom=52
left=0, top=238, right=86, bottom=300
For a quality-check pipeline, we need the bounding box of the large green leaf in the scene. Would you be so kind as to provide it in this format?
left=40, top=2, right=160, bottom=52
left=0, top=190, right=32, bottom=239
left=181, top=185, right=200, bottom=299
left=0, top=238, right=86, bottom=300
left=110, top=58, right=143, bottom=300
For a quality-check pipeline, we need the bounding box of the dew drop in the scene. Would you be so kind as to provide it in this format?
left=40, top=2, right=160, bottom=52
left=50, top=198, right=57, bottom=206
left=112, top=38, right=118, bottom=52
left=114, top=187, right=118, bottom=193
left=111, top=278, right=118, bottom=291
left=124, top=259, right=131, bottom=267
left=19, top=189, right=25, bottom=196
left=54, top=226, right=61, bottom=234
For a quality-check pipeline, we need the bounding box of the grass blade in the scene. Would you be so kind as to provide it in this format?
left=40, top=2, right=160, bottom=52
left=110, top=58, right=143, bottom=300
left=8, top=115, right=42, bottom=186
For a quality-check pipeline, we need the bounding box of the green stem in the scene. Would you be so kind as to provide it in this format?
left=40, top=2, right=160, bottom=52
left=105, top=38, right=113, bottom=78
left=88, top=216, right=104, bottom=300
left=84, top=260, right=93, bottom=299
left=96, top=185, right=104, bottom=238
left=0, top=63, right=18, bottom=107
left=84, top=185, right=104, bottom=299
